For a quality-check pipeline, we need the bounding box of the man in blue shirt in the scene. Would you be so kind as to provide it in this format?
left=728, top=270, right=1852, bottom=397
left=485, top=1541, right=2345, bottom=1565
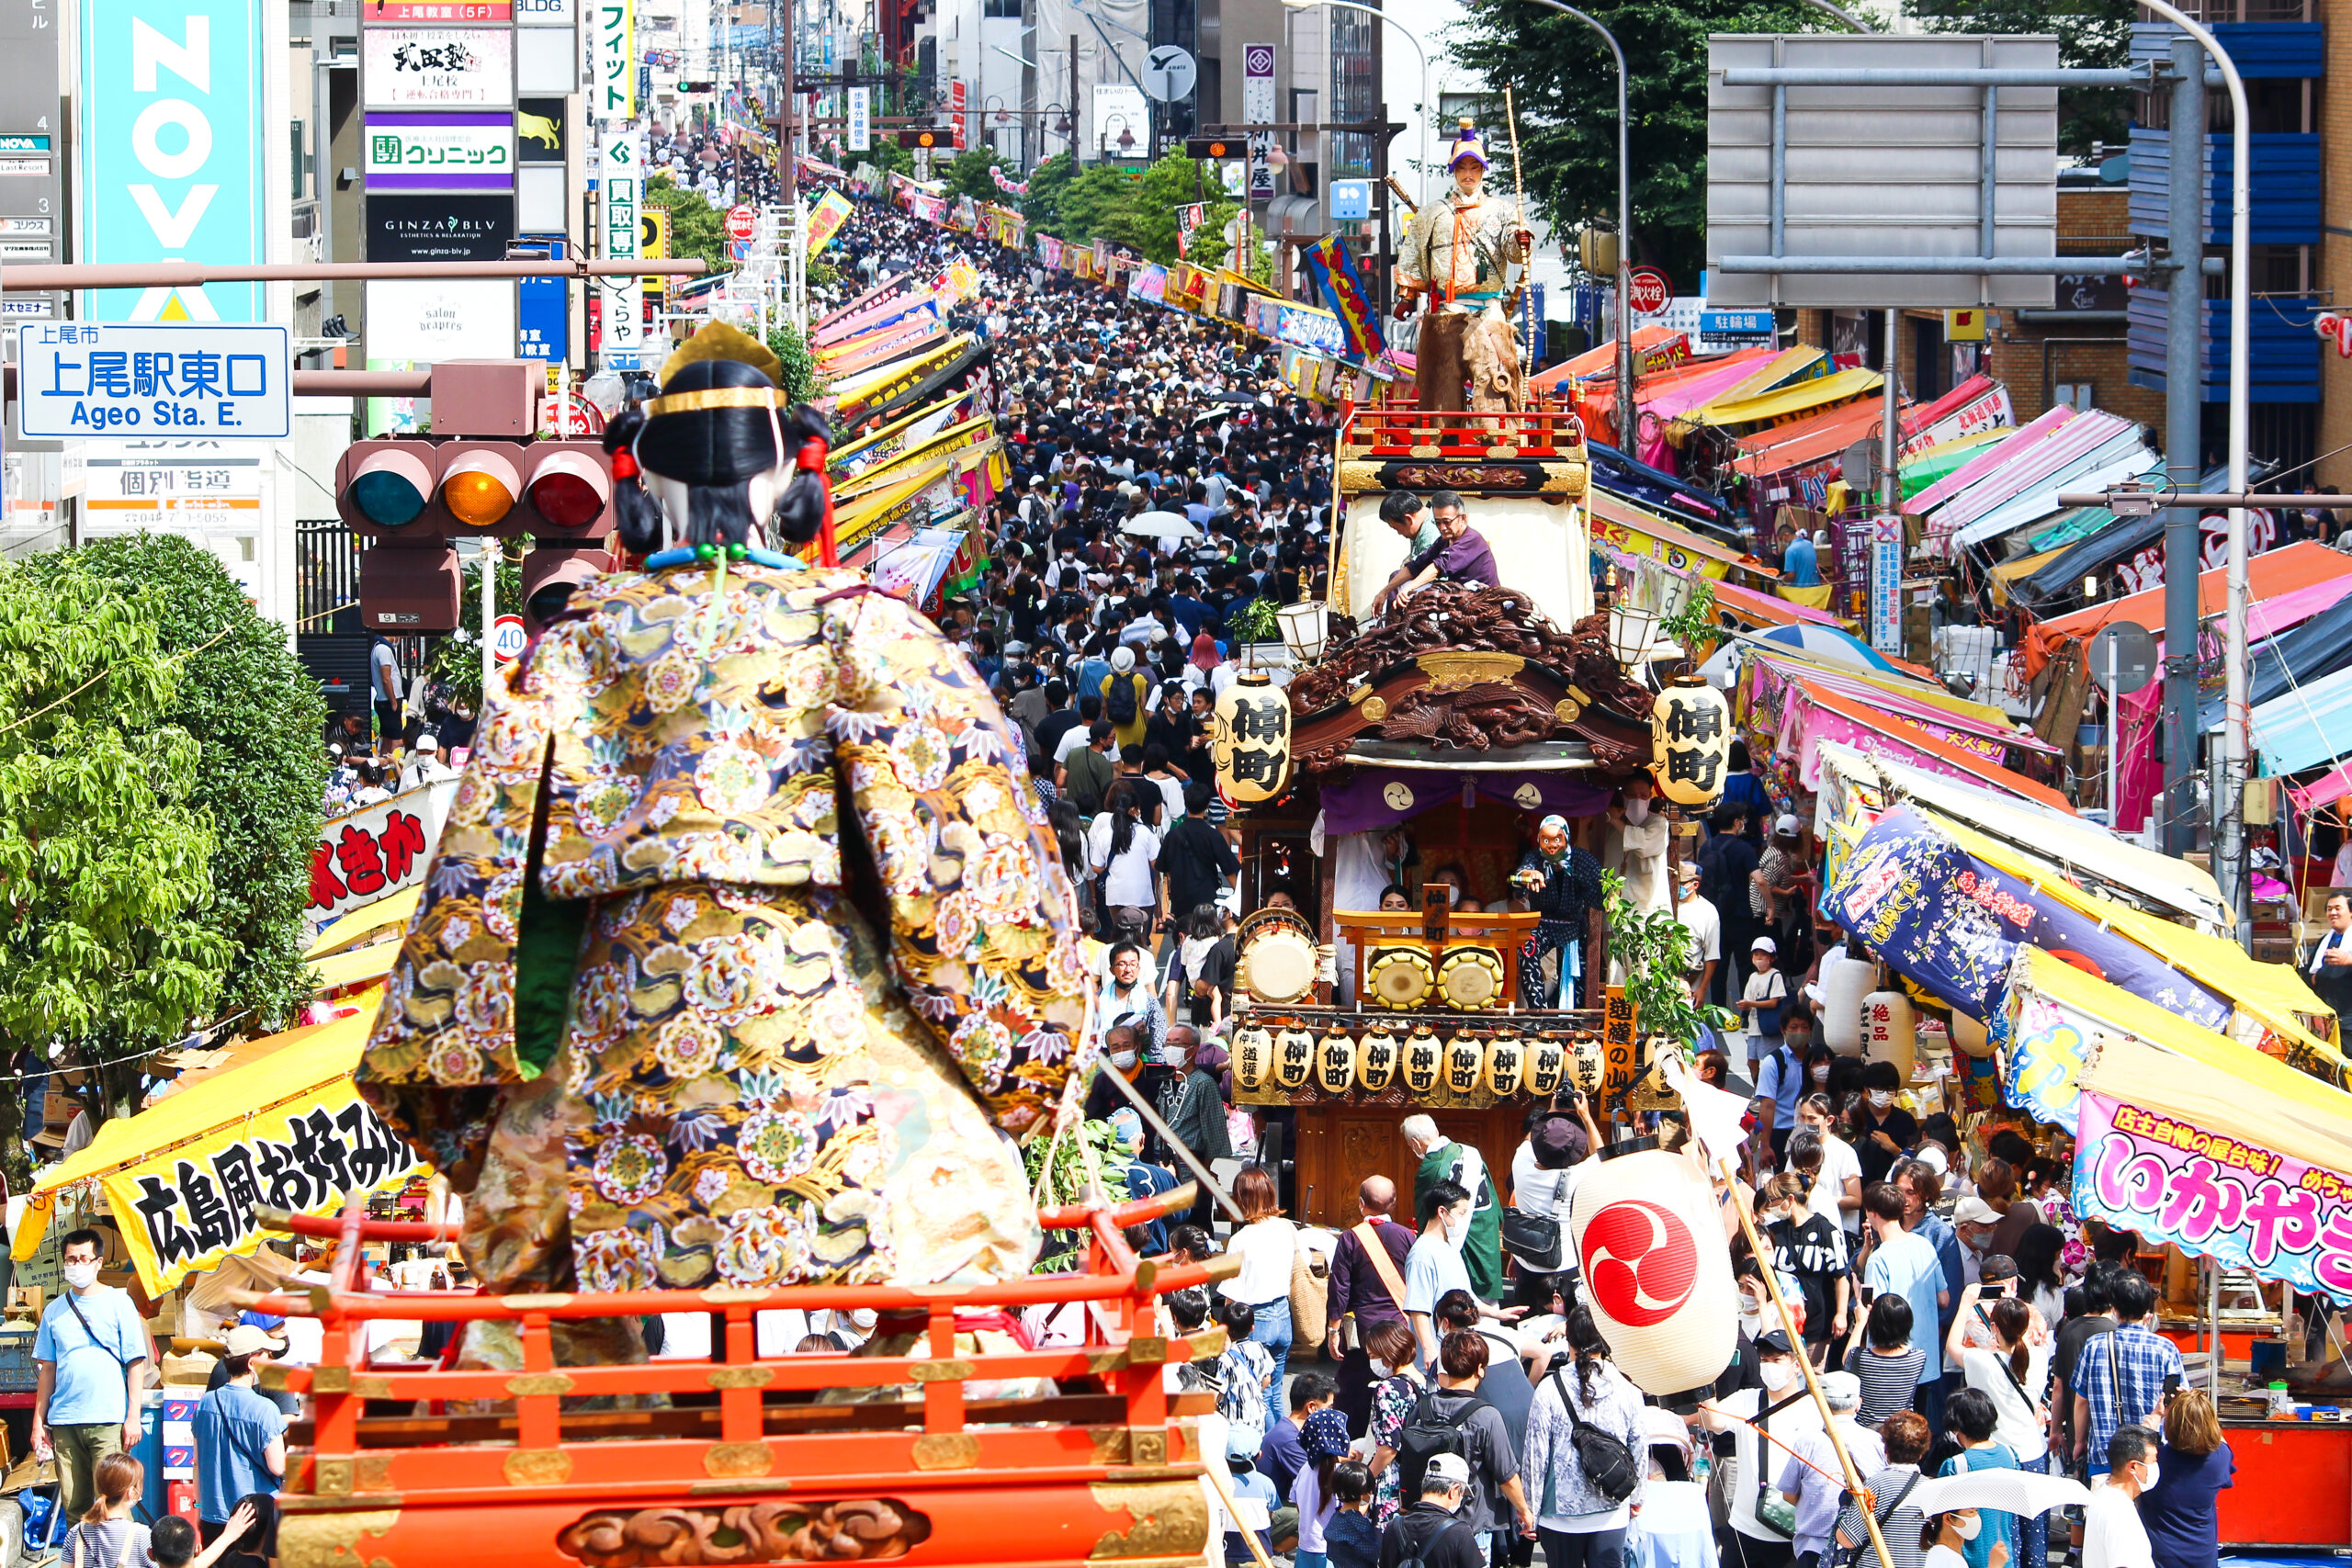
left=1860, top=1185, right=1946, bottom=1415
left=1897, top=1159, right=1967, bottom=1430
left=31, top=1228, right=152, bottom=1528
left=1782, top=528, right=1823, bottom=588
left=193, top=1325, right=288, bottom=1547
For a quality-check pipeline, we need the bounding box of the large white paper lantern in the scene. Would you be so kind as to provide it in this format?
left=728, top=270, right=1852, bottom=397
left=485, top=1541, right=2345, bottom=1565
left=1316, top=1029, right=1359, bottom=1094
left=1272, top=1026, right=1317, bottom=1091
left=1567, top=1141, right=1737, bottom=1396
left=1357, top=1025, right=1401, bottom=1091
left=1822, top=958, right=1878, bottom=1056
left=1864, top=989, right=1917, bottom=1082
left=1442, top=1032, right=1486, bottom=1100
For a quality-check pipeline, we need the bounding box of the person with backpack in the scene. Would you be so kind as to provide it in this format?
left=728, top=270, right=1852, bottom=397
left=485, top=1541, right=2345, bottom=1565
left=1400, top=1329, right=1536, bottom=1564
left=1377, top=1452, right=1490, bottom=1568
left=1101, top=644, right=1152, bottom=751
left=1522, top=1305, right=1649, bottom=1568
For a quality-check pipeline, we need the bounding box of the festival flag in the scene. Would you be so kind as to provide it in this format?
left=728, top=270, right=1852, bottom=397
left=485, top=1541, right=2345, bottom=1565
left=806, top=190, right=854, bottom=254
left=1302, top=235, right=1385, bottom=362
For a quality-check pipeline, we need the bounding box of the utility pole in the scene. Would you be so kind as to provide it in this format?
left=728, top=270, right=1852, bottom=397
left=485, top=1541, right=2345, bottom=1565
left=2158, top=33, right=2204, bottom=855
left=1070, top=36, right=1082, bottom=164
left=781, top=0, right=799, bottom=204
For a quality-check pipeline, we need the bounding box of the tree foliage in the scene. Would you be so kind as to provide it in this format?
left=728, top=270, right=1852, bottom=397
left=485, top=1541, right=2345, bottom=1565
left=427, top=543, right=527, bottom=711
left=765, top=321, right=822, bottom=405
left=1449, top=0, right=1842, bottom=286
left=646, top=173, right=735, bottom=277
left=1021, top=152, right=1237, bottom=268
left=41, top=535, right=329, bottom=1034
left=0, top=558, right=235, bottom=1182
left=1917, top=0, right=2133, bottom=153
left=940, top=145, right=1012, bottom=202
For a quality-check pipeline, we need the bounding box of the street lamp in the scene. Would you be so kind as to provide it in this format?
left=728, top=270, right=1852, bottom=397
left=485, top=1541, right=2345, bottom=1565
left=1277, top=599, right=1331, bottom=662
left=1279, top=0, right=1430, bottom=192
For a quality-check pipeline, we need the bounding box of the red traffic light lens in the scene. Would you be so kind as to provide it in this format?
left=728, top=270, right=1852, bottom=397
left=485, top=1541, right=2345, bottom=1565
left=527, top=450, right=612, bottom=529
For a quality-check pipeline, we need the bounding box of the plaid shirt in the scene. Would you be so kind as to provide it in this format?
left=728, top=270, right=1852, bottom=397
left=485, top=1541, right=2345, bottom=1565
left=2074, top=1322, right=2183, bottom=1472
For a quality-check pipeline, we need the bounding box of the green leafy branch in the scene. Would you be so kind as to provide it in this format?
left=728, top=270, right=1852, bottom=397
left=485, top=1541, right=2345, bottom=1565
left=1601, top=868, right=1709, bottom=1057
left=1659, top=576, right=1719, bottom=659
left=1021, top=1115, right=1132, bottom=1275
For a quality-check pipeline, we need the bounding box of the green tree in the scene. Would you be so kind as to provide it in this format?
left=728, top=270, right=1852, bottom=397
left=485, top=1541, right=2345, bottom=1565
left=38, top=535, right=328, bottom=1035
left=647, top=172, right=734, bottom=277
left=1129, top=152, right=1238, bottom=267
left=765, top=321, right=822, bottom=405
left=1451, top=0, right=1843, bottom=285
left=1917, top=0, right=2132, bottom=153
left=426, top=543, right=526, bottom=711
left=940, top=145, right=1011, bottom=202
left=0, top=559, right=235, bottom=1186
left=866, top=137, right=915, bottom=177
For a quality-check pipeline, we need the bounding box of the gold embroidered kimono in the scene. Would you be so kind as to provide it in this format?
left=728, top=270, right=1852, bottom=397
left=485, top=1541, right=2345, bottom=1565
left=1399, top=187, right=1530, bottom=413
left=357, top=564, right=1093, bottom=1301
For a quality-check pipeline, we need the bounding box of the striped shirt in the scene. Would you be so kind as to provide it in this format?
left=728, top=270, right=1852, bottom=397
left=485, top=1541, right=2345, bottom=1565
left=1835, top=1464, right=1928, bottom=1568
left=1844, top=1343, right=1928, bottom=1428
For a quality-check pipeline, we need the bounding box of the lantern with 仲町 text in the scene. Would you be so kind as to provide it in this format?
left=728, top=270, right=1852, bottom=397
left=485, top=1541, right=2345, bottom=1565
left=1233, top=1023, right=1274, bottom=1092
left=1401, top=1025, right=1444, bottom=1096
left=1316, top=1029, right=1358, bottom=1094
left=1485, top=1032, right=1529, bottom=1097
left=1442, top=1032, right=1485, bottom=1099
left=1650, top=676, right=1732, bottom=808
left=1567, top=1139, right=1737, bottom=1396
left=1213, top=671, right=1293, bottom=806
left=1570, top=1034, right=1608, bottom=1095
left=1272, top=1026, right=1317, bottom=1091
left=1864, top=988, right=1917, bottom=1081
left=1526, top=1032, right=1568, bottom=1095
left=1357, top=1025, right=1401, bottom=1091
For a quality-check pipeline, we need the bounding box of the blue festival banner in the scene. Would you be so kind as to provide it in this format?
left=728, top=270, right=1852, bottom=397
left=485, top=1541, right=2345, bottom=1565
left=1829, top=806, right=2233, bottom=1031
left=1302, top=235, right=1385, bottom=362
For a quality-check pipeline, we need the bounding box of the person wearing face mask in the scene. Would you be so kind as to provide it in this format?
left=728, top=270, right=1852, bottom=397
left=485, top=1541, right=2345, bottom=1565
left=2081, top=1426, right=2160, bottom=1568
left=1777, top=1371, right=1885, bottom=1568
left=1328, top=1178, right=1421, bottom=1437
left=1848, top=1061, right=1918, bottom=1186
left=31, top=1228, right=154, bottom=1530
left=1603, top=776, right=1669, bottom=917
left=1699, top=1328, right=1821, bottom=1568
left=1923, top=1506, right=2008, bottom=1568
left=1402, top=1180, right=1522, bottom=1369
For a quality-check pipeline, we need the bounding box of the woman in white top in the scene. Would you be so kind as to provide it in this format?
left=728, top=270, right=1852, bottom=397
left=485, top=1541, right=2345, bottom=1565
left=1089, top=778, right=1163, bottom=930
left=1218, top=1165, right=1299, bottom=1393
left=1795, top=1093, right=1865, bottom=1245
left=1949, top=1292, right=2052, bottom=1568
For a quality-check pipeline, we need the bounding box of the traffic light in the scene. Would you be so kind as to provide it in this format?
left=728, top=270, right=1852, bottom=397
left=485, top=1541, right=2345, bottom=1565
left=897, top=128, right=946, bottom=149
left=337, top=361, right=616, bottom=634
left=1185, top=137, right=1240, bottom=160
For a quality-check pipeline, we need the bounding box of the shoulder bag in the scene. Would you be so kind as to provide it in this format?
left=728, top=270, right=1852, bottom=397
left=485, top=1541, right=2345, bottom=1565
left=1503, top=1168, right=1569, bottom=1273
left=1749, top=1387, right=1810, bottom=1539
left=1547, top=1368, right=1639, bottom=1504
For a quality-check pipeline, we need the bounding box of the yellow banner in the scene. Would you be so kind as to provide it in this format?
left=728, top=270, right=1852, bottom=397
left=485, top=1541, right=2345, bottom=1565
left=808, top=190, right=854, bottom=254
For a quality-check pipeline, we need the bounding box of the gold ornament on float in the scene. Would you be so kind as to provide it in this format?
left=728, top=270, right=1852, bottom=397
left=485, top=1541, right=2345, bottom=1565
left=1316, top=1029, right=1358, bottom=1094
left=1356, top=1025, right=1401, bottom=1091
left=1272, top=1026, right=1317, bottom=1091
left=1437, top=948, right=1507, bottom=1010
left=1485, top=1032, right=1528, bottom=1097
left=1232, top=1024, right=1274, bottom=1092
left=1213, top=671, right=1293, bottom=805
left=1650, top=675, right=1733, bottom=808
left=1400, top=1025, right=1444, bottom=1096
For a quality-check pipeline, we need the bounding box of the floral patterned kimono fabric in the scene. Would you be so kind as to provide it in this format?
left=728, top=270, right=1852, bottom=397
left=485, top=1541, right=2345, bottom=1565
left=358, top=562, right=1093, bottom=1367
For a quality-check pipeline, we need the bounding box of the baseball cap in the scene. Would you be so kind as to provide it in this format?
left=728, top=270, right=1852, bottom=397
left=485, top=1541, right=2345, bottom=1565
left=1951, top=1196, right=2002, bottom=1227
left=1752, top=1327, right=1795, bottom=1356
left=223, top=1324, right=285, bottom=1358
left=1677, top=861, right=1701, bottom=884
left=1775, top=814, right=1802, bottom=838
left=1422, top=1452, right=1473, bottom=1489
left=1821, top=1371, right=1862, bottom=1407
left=1751, top=936, right=1778, bottom=954
left=415, top=734, right=438, bottom=752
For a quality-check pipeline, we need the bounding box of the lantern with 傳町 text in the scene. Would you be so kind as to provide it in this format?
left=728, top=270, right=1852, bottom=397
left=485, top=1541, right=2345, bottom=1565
left=1316, top=1029, right=1358, bottom=1094
left=1272, top=1026, right=1317, bottom=1090
left=1357, top=1025, right=1401, bottom=1091
left=1401, top=1025, right=1443, bottom=1096
left=1649, top=676, right=1732, bottom=808
left=1214, top=671, right=1292, bottom=806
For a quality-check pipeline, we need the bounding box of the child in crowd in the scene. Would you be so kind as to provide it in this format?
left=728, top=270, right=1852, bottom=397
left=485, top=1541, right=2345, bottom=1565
left=1324, top=1461, right=1380, bottom=1568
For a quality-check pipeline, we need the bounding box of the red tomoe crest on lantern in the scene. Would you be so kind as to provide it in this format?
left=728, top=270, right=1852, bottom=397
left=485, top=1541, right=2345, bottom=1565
left=1578, top=1199, right=1700, bottom=1328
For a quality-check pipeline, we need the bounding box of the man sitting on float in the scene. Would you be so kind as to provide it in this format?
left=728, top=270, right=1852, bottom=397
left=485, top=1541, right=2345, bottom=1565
left=1367, top=490, right=1500, bottom=616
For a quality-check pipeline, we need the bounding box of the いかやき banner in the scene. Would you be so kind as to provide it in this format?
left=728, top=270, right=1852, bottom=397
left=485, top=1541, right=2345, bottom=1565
left=2074, top=1091, right=2352, bottom=1303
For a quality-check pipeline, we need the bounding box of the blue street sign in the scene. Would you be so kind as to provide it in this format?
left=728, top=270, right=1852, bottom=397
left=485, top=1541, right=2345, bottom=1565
left=15, top=322, right=290, bottom=437
left=1329, top=180, right=1370, bottom=221
left=1701, top=310, right=1775, bottom=337
left=517, top=233, right=569, bottom=366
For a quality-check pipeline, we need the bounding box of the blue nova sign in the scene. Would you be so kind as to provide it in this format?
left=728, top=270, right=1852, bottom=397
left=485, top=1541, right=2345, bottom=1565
left=77, top=0, right=269, bottom=321
left=16, top=323, right=291, bottom=437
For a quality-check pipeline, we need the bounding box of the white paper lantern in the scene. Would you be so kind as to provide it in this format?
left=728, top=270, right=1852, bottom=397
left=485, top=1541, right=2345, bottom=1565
left=1864, top=989, right=1917, bottom=1081
left=1567, top=1142, right=1737, bottom=1396
left=1357, top=1026, right=1401, bottom=1091
left=1822, top=958, right=1877, bottom=1056
left=1316, top=1029, right=1358, bottom=1094
left=1485, top=1032, right=1529, bottom=1098
left=1272, top=1026, right=1317, bottom=1091
left=1442, top=1032, right=1486, bottom=1099
left=1525, top=1032, right=1568, bottom=1095
left=1951, top=1010, right=1995, bottom=1059
left=1401, top=1025, right=1444, bottom=1097
left=1233, top=1024, right=1274, bottom=1092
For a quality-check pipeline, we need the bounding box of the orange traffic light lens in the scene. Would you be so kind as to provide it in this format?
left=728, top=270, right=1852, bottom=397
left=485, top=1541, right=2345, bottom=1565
left=442, top=452, right=520, bottom=527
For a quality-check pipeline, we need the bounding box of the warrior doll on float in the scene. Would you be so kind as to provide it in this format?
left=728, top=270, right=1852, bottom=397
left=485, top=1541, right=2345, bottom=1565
left=1395, top=118, right=1532, bottom=413
left=356, top=322, right=1093, bottom=1371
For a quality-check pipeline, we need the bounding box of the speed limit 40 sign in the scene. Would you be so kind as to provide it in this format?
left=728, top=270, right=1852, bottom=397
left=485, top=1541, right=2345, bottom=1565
left=489, top=614, right=528, bottom=664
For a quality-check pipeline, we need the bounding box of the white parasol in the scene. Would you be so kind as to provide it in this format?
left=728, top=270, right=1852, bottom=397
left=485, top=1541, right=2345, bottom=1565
left=1122, top=511, right=1201, bottom=540
left=1904, top=1470, right=2091, bottom=1520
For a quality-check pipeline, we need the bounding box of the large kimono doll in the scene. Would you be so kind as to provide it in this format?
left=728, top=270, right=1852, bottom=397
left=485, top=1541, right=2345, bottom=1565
left=357, top=325, right=1091, bottom=1363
